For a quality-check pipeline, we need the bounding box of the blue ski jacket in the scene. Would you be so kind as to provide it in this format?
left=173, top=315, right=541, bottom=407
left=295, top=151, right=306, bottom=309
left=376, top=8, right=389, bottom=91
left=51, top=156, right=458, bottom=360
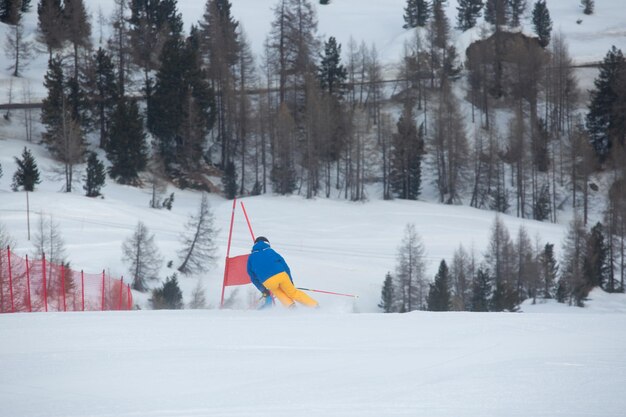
left=247, top=240, right=293, bottom=293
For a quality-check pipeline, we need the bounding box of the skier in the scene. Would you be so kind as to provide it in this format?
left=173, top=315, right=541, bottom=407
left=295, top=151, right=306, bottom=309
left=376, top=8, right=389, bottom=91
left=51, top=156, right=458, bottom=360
left=247, top=236, right=319, bottom=308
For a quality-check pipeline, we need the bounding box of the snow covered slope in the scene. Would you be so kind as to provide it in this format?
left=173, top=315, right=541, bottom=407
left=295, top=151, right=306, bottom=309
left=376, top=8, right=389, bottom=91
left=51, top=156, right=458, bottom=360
left=2, top=306, right=626, bottom=417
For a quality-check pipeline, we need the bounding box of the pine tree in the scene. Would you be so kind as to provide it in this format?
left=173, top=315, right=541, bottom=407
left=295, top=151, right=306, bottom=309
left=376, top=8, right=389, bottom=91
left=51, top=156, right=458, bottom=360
left=485, top=216, right=518, bottom=311
left=177, top=193, right=218, bottom=275
left=88, top=48, right=118, bottom=149
left=107, top=98, right=148, bottom=185
left=560, top=216, right=588, bottom=306
left=37, top=0, right=64, bottom=57
left=318, top=36, right=347, bottom=98
left=532, top=0, right=552, bottom=48
left=41, top=56, right=65, bottom=154
left=83, top=152, right=106, bottom=197
left=428, top=260, right=451, bottom=311
left=0, top=0, right=23, bottom=24
left=188, top=279, right=207, bottom=309
left=150, top=274, right=183, bottom=309
left=456, top=0, right=483, bottom=31
left=394, top=224, right=428, bottom=312
left=62, top=0, right=91, bottom=80
left=470, top=267, right=491, bottom=312
left=539, top=243, right=558, bottom=298
left=390, top=104, right=424, bottom=200
left=581, top=0, right=594, bottom=15
left=149, top=29, right=215, bottom=178
left=222, top=161, right=237, bottom=199
left=122, top=221, right=162, bottom=292
left=379, top=272, right=396, bottom=313
left=509, top=0, right=527, bottom=27
left=533, top=182, right=552, bottom=221
left=129, top=0, right=183, bottom=114
left=12, top=147, right=41, bottom=191
left=484, top=0, right=508, bottom=27
left=586, top=46, right=626, bottom=162
left=403, top=0, right=431, bottom=29
left=584, top=222, right=609, bottom=289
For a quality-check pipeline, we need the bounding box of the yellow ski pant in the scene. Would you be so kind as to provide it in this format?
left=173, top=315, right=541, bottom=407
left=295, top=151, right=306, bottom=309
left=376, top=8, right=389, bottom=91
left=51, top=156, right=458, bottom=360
left=263, top=272, right=318, bottom=308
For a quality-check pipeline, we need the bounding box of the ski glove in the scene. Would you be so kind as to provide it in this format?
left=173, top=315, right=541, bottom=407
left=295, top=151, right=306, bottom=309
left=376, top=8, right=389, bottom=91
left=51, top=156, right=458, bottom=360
left=262, top=289, right=271, bottom=297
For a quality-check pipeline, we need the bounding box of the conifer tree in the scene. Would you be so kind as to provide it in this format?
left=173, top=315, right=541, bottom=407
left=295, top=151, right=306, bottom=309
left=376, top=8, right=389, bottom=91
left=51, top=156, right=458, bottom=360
left=584, top=222, right=609, bottom=289
left=394, top=224, right=428, bottom=312
left=129, top=0, right=183, bottom=114
left=123, top=221, right=162, bottom=292
left=0, top=0, right=26, bottom=24
left=222, top=161, right=237, bottom=199
left=403, top=0, right=431, bottom=29
left=150, top=274, right=183, bottom=309
left=456, top=0, right=483, bottom=31
left=560, top=216, right=588, bottom=306
left=390, top=103, right=424, bottom=200
left=62, top=0, right=91, bottom=80
left=509, top=0, right=527, bottom=27
left=428, top=260, right=451, bottom=311
left=470, top=267, right=491, bottom=312
left=83, top=152, right=106, bottom=197
left=318, top=36, right=347, bottom=98
left=37, top=0, right=64, bottom=57
left=484, top=0, right=508, bottom=27
left=177, top=193, right=218, bottom=275
left=532, top=0, right=552, bottom=48
left=581, top=0, right=594, bottom=15
left=485, top=216, right=517, bottom=311
left=586, top=46, right=626, bottom=162
left=88, top=48, right=118, bottom=149
left=12, top=147, right=41, bottom=191
left=41, top=56, right=65, bottom=154
left=379, top=272, right=396, bottom=313
left=539, top=243, right=558, bottom=298
left=149, top=28, right=215, bottom=178
left=107, top=98, right=147, bottom=185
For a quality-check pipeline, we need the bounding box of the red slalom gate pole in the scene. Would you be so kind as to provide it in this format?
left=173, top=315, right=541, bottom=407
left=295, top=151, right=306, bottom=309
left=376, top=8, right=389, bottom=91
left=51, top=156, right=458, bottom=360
left=240, top=201, right=256, bottom=242
left=297, top=287, right=359, bottom=298
left=221, top=198, right=237, bottom=308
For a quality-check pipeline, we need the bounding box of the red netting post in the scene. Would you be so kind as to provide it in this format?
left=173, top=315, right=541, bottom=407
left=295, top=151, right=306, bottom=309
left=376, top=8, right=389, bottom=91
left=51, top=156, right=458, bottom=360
left=117, top=277, right=124, bottom=310
left=81, top=271, right=85, bottom=311
left=42, top=254, right=48, bottom=312
left=61, top=263, right=66, bottom=312
left=7, top=246, right=15, bottom=313
left=101, top=270, right=105, bottom=311
left=127, top=285, right=132, bottom=310
left=26, top=254, right=32, bottom=312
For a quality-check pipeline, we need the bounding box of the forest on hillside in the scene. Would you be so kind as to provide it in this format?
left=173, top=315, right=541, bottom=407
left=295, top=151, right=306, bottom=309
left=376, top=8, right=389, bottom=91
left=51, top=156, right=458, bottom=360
left=1, top=0, right=625, bottom=309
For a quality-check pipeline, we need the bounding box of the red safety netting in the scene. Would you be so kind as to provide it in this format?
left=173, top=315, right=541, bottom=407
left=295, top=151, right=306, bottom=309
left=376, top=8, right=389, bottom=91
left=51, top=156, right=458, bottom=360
left=0, top=248, right=132, bottom=313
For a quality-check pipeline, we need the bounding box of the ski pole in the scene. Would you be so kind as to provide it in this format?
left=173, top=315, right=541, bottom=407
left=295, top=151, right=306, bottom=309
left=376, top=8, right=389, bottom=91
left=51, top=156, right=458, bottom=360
left=297, top=287, right=359, bottom=298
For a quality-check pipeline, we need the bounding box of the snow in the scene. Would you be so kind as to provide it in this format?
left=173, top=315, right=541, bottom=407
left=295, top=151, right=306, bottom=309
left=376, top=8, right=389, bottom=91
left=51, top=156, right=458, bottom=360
left=2, top=1, right=626, bottom=416
left=2, top=307, right=626, bottom=417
